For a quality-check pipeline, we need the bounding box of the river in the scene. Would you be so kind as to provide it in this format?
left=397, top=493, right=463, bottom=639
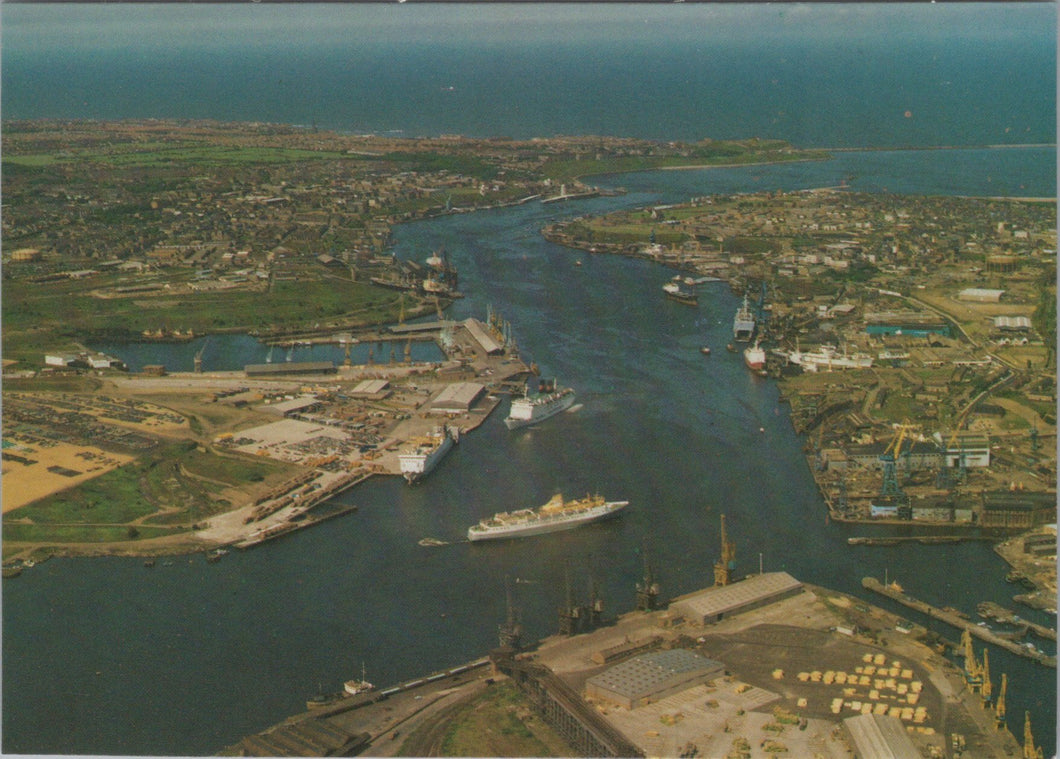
left=3, top=148, right=1055, bottom=756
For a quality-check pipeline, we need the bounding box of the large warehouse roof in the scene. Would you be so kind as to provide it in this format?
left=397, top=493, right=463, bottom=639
left=843, top=714, right=920, bottom=759
left=586, top=649, right=723, bottom=708
left=431, top=382, right=484, bottom=413
left=463, top=318, right=504, bottom=354
left=671, top=571, right=803, bottom=625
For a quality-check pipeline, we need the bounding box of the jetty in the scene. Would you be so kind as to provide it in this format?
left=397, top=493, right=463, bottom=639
left=861, top=577, right=1056, bottom=668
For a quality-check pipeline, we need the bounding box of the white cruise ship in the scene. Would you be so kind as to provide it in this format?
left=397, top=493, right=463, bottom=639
left=504, top=379, right=575, bottom=430
left=398, top=427, right=456, bottom=483
left=467, top=493, right=628, bottom=542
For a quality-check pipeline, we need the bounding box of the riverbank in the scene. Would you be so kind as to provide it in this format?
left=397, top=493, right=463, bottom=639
left=2, top=315, right=531, bottom=564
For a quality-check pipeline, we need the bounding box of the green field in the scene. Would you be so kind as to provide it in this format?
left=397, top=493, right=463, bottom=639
left=7, top=442, right=301, bottom=544
left=3, top=143, right=354, bottom=169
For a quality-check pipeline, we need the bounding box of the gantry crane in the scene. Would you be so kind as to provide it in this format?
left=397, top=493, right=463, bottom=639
left=879, top=422, right=915, bottom=501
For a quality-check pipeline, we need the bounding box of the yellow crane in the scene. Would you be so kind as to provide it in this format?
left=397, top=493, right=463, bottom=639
left=980, top=648, right=992, bottom=704
left=994, top=672, right=1006, bottom=730
left=713, top=513, right=736, bottom=587
left=1023, top=712, right=1044, bottom=759
left=960, top=629, right=982, bottom=691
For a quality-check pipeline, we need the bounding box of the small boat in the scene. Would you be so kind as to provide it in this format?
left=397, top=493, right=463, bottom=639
left=344, top=663, right=374, bottom=697
left=418, top=537, right=448, bottom=547
left=662, top=280, right=698, bottom=305
left=700, top=346, right=711, bottom=356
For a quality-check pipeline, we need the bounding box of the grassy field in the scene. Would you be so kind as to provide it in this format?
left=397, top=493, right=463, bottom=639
left=6, top=441, right=301, bottom=542
left=3, top=144, right=354, bottom=169
left=1, top=273, right=410, bottom=366
left=430, top=682, right=571, bottom=758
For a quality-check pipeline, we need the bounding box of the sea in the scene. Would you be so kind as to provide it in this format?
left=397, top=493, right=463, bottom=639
left=1, top=4, right=1056, bottom=757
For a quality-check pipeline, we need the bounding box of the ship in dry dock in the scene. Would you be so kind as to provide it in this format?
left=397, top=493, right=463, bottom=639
left=467, top=493, right=628, bottom=541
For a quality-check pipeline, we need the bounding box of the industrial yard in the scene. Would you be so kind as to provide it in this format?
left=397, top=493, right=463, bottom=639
left=1, top=310, right=531, bottom=562
left=235, top=562, right=1040, bottom=758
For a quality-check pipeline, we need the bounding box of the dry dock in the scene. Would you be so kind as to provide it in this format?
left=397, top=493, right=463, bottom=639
left=861, top=577, right=1056, bottom=668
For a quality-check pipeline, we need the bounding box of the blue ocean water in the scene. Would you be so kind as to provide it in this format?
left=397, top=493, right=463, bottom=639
left=2, top=3, right=1055, bottom=148
left=1, top=4, right=1056, bottom=757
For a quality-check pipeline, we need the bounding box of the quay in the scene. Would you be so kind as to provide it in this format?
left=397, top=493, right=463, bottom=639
left=977, top=601, right=1057, bottom=643
left=861, top=577, right=1056, bottom=668
left=233, top=571, right=1028, bottom=758
left=846, top=535, right=997, bottom=546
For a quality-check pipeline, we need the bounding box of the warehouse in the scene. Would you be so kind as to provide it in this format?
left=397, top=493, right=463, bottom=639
left=244, top=361, right=336, bottom=377
left=430, top=382, right=485, bottom=414
left=584, top=649, right=724, bottom=710
left=958, top=287, right=1005, bottom=303
left=843, top=713, right=920, bottom=759
left=349, top=379, right=391, bottom=399
left=671, top=572, right=804, bottom=626
left=463, top=318, right=504, bottom=355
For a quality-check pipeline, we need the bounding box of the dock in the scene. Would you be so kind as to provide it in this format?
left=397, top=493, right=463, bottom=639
left=977, top=601, right=1056, bottom=642
left=847, top=535, right=996, bottom=546
left=861, top=577, right=1055, bottom=668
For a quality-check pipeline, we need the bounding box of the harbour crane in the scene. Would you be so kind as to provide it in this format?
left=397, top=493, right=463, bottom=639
left=713, top=513, right=736, bottom=587
left=980, top=648, right=992, bottom=705
left=960, top=629, right=982, bottom=692
left=1022, top=712, right=1044, bottom=759
left=994, top=672, right=1007, bottom=730
left=879, top=422, right=915, bottom=501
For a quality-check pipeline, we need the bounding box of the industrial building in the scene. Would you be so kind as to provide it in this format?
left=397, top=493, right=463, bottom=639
left=262, top=396, right=323, bottom=417
left=349, top=379, right=391, bottom=399
left=863, top=311, right=950, bottom=338
left=842, top=713, right=920, bottom=759
left=244, top=361, right=336, bottom=377
left=844, top=441, right=943, bottom=471
left=979, top=492, right=1056, bottom=529
left=958, top=287, right=1006, bottom=303
left=942, top=436, right=991, bottom=468
left=429, top=382, right=485, bottom=414
left=670, top=572, right=804, bottom=626
left=463, top=318, right=505, bottom=355
left=584, top=649, right=724, bottom=710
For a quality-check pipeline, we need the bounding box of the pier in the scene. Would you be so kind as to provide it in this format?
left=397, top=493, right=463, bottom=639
left=861, top=577, right=1056, bottom=668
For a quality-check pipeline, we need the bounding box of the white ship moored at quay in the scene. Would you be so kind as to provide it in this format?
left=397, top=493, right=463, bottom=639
left=398, top=426, right=457, bottom=483
left=743, top=340, right=766, bottom=371
left=784, top=344, right=874, bottom=372
left=467, top=493, right=628, bottom=541
left=733, top=294, right=756, bottom=341
left=504, top=379, right=575, bottom=430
